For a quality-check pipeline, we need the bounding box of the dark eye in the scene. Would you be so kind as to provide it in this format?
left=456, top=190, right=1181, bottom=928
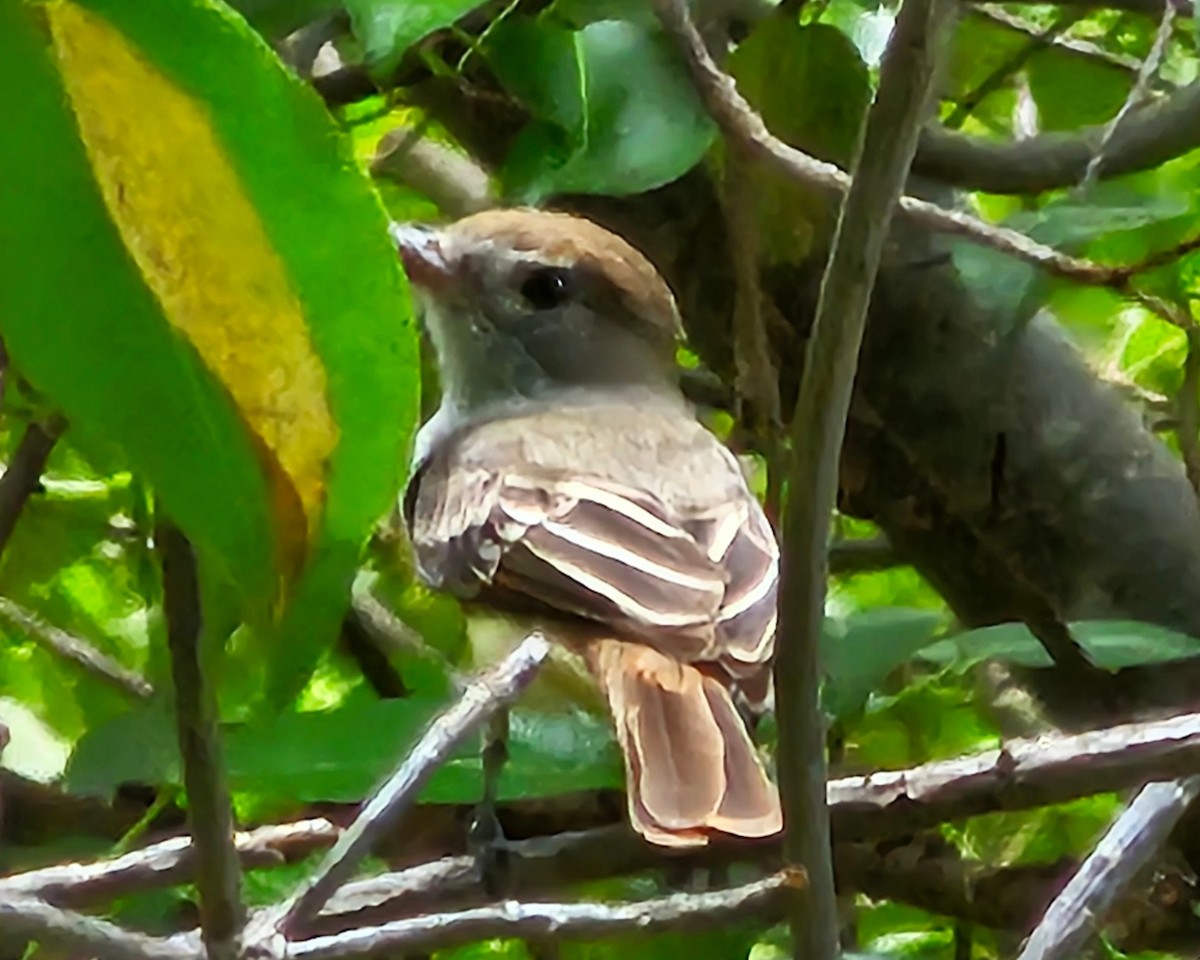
left=519, top=268, right=573, bottom=310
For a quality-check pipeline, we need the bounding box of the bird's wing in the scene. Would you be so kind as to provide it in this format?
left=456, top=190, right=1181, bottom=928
left=406, top=457, right=740, bottom=660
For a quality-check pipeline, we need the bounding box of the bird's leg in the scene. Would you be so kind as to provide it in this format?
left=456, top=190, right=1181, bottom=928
left=470, top=707, right=510, bottom=895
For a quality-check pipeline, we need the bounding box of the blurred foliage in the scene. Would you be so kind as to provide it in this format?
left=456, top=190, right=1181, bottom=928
left=1, top=0, right=1200, bottom=958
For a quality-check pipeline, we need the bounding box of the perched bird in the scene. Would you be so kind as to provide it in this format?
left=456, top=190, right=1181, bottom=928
left=394, top=208, right=782, bottom=847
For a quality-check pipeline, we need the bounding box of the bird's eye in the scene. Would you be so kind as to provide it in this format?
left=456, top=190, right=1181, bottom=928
left=519, top=268, right=573, bottom=311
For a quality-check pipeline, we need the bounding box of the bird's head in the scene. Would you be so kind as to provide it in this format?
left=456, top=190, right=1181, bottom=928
left=391, top=209, right=684, bottom=414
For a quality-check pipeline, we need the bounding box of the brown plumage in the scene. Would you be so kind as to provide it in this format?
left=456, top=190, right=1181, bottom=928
left=398, top=208, right=782, bottom=846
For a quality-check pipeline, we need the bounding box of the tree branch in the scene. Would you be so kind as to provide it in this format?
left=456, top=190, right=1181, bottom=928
left=159, top=521, right=244, bottom=960
left=0, top=414, right=63, bottom=558
left=287, top=871, right=801, bottom=960
left=653, top=0, right=1123, bottom=288
left=0, top=596, right=153, bottom=701
left=755, top=2, right=954, bottom=957
left=1017, top=776, right=1200, bottom=960
left=0, top=894, right=193, bottom=960
left=272, top=631, right=550, bottom=931
left=914, top=82, right=1200, bottom=194
left=1081, top=2, right=1176, bottom=188
left=0, top=818, right=339, bottom=907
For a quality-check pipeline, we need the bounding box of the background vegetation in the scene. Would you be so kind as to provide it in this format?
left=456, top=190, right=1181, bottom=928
left=4, top=0, right=1200, bottom=958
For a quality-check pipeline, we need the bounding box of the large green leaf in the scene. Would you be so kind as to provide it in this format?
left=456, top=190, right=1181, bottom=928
left=728, top=18, right=870, bottom=260
left=491, top=19, right=716, bottom=201
left=0, top=1, right=418, bottom=675
left=66, top=697, right=622, bottom=803
left=345, top=0, right=484, bottom=73
left=821, top=608, right=947, bottom=719
left=919, top=620, right=1200, bottom=671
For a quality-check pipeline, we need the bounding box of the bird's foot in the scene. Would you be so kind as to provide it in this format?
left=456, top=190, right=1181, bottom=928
left=472, top=709, right=511, bottom=896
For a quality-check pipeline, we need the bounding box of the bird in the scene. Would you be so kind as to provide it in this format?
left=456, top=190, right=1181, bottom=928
left=393, top=207, right=782, bottom=847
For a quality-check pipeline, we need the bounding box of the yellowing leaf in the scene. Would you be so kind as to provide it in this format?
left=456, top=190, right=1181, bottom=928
left=46, top=0, right=337, bottom=575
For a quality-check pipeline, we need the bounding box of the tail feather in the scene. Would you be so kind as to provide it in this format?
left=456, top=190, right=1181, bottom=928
left=589, top=639, right=782, bottom=847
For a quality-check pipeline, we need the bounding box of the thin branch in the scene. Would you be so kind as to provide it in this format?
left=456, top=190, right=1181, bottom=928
left=1017, top=776, right=1200, bottom=960
left=0, top=596, right=153, bottom=700
left=5, top=711, right=1200, bottom=947
left=350, top=585, right=466, bottom=691
left=0, top=818, right=339, bottom=906
left=0, top=894, right=194, bottom=960
left=0, top=414, right=64, bottom=558
left=655, top=0, right=1120, bottom=286
left=158, top=521, right=244, bottom=960
left=273, top=631, right=550, bottom=931
left=764, top=1, right=953, bottom=957
left=286, top=870, right=802, bottom=960
left=1082, top=2, right=1177, bottom=188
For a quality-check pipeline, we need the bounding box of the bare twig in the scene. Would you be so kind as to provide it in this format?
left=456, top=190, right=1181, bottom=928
left=159, top=521, right=244, bottom=960
left=712, top=1, right=953, bottom=956
left=274, top=631, right=550, bottom=931
left=0, top=895, right=193, bottom=960
left=0, top=819, right=339, bottom=906
left=1017, top=776, right=1200, bottom=960
left=350, top=584, right=466, bottom=691
left=287, top=870, right=801, bottom=960
left=0, top=596, right=153, bottom=700
left=0, top=414, right=64, bottom=558
left=1081, top=3, right=1177, bottom=188
left=653, top=0, right=1114, bottom=285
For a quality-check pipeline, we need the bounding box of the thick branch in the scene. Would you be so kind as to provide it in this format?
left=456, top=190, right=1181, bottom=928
left=914, top=83, right=1200, bottom=194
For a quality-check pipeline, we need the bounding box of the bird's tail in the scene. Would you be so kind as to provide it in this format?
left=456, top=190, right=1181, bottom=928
left=587, top=638, right=782, bottom=847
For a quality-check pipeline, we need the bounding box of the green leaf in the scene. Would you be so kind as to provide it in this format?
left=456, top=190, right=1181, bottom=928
left=727, top=19, right=870, bottom=260
left=821, top=608, right=947, bottom=719
left=66, top=697, right=622, bottom=803
left=919, top=620, right=1200, bottom=671
left=0, top=1, right=418, bottom=669
left=951, top=181, right=1193, bottom=327
left=1027, top=44, right=1132, bottom=131
left=493, top=20, right=716, bottom=200
left=849, top=673, right=1000, bottom=769
left=730, top=20, right=869, bottom=167
left=225, top=0, right=341, bottom=38
left=345, top=0, right=484, bottom=73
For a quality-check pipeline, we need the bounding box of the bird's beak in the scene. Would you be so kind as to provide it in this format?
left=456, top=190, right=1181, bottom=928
left=389, top=222, right=453, bottom=292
